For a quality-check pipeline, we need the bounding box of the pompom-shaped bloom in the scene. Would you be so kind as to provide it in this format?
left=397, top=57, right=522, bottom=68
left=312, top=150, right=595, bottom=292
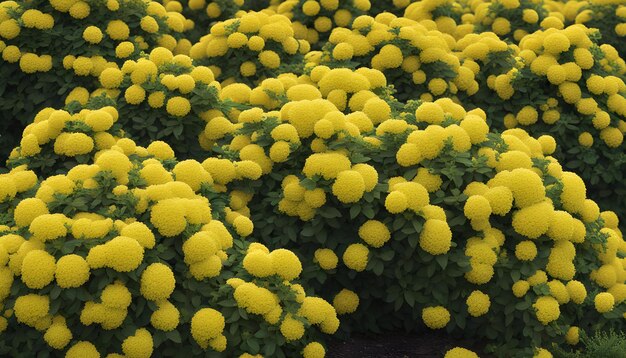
left=120, top=222, right=155, bottom=249
left=55, top=254, right=90, bottom=288
left=566, top=280, right=587, bottom=304
left=466, top=290, right=490, bottom=317
left=173, top=160, right=213, bottom=191
left=243, top=249, right=274, bottom=278
left=342, top=243, right=369, bottom=272
left=29, top=214, right=67, bottom=242
left=314, top=248, right=338, bottom=270
left=332, top=170, right=365, bottom=203
left=515, top=241, right=537, bottom=261
left=512, top=280, right=530, bottom=298
left=464, top=195, right=492, bottom=221
left=14, top=294, right=49, bottom=326
left=594, top=292, right=615, bottom=313
left=385, top=190, right=408, bottom=213
left=21, top=250, right=56, bottom=289
left=419, top=219, right=452, bottom=255
left=269, top=249, right=302, bottom=280
left=303, top=342, right=326, bottom=358
left=483, top=186, right=513, bottom=215
left=512, top=201, right=553, bottom=239
left=44, top=323, right=72, bottom=349
left=140, top=263, right=175, bottom=301
left=166, top=97, right=191, bottom=117
left=333, top=289, right=359, bottom=315
left=122, top=328, right=153, bottom=358
left=89, top=236, right=144, bottom=272
left=191, top=308, right=225, bottom=345
left=280, top=315, right=305, bottom=341
left=234, top=283, right=277, bottom=315
left=151, top=300, right=180, bottom=331
left=422, top=306, right=450, bottom=329
left=560, top=172, right=586, bottom=214
left=445, top=347, right=479, bottom=358
left=533, top=296, right=560, bottom=325
left=566, top=326, right=579, bottom=345
left=14, top=198, right=49, bottom=227
left=66, top=341, right=100, bottom=358
left=150, top=199, right=187, bottom=237
left=358, top=220, right=391, bottom=248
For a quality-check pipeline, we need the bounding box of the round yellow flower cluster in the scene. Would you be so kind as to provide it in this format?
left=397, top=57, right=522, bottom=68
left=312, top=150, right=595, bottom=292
left=243, top=243, right=303, bottom=280
left=190, top=11, right=309, bottom=84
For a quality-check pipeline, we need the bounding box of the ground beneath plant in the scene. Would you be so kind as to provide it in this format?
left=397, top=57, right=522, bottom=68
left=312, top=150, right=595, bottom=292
left=328, top=331, right=489, bottom=358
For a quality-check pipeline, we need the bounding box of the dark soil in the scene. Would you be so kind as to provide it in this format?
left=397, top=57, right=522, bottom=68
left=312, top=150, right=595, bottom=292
left=328, top=332, right=488, bottom=358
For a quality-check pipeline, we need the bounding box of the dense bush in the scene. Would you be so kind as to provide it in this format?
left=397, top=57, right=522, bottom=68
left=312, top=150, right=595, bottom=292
left=0, top=0, right=192, bottom=160
left=0, top=120, right=336, bottom=357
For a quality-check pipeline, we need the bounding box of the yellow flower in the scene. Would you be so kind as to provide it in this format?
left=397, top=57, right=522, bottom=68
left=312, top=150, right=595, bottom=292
left=122, top=328, right=153, bottom=358
left=342, top=243, right=369, bottom=272
left=515, top=240, right=537, bottom=261
left=566, top=326, right=579, bottom=345
left=82, top=26, right=102, bottom=44
left=466, top=290, right=490, bottom=317
left=44, top=322, right=72, bottom=349
left=55, top=254, right=90, bottom=288
left=21, top=250, right=56, bottom=289
left=259, top=50, right=280, bottom=69
left=419, top=219, right=452, bottom=255
left=14, top=294, right=49, bottom=326
left=303, top=342, right=325, bottom=358
left=314, top=248, right=338, bottom=270
left=166, top=96, right=191, bottom=117
left=445, top=347, right=479, bottom=358
left=151, top=300, right=180, bottom=331
left=269, top=249, right=302, bottom=280
left=332, top=170, right=365, bottom=203
left=106, top=20, right=130, bottom=40
left=66, top=341, right=100, bottom=358
left=464, top=195, right=492, bottom=221
left=422, top=306, right=450, bottom=329
left=594, top=292, right=615, bottom=313
left=280, top=315, right=305, bottom=341
left=512, top=280, right=530, bottom=297
left=533, top=296, right=560, bottom=325
left=140, top=263, right=175, bottom=301
left=333, top=289, right=359, bottom=315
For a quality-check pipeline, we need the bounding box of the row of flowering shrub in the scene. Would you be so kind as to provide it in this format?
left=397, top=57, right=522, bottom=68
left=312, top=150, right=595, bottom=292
left=0, top=0, right=625, bottom=357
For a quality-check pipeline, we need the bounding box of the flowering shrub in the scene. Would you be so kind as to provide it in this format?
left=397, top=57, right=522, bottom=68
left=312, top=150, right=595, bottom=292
left=205, top=81, right=626, bottom=355
left=189, top=12, right=310, bottom=85
left=0, top=0, right=189, bottom=159
left=0, top=126, right=336, bottom=357
left=3, top=1, right=626, bottom=357
left=463, top=24, right=626, bottom=227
